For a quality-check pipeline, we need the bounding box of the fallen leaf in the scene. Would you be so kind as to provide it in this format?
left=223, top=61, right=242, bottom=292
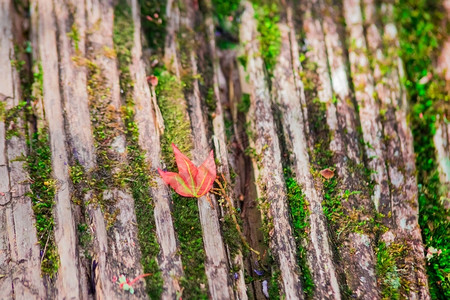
left=158, top=144, right=216, bottom=198
left=320, top=168, right=335, bottom=179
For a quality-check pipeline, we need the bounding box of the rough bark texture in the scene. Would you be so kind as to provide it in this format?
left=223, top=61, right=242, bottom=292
left=1, top=0, right=447, bottom=299
left=0, top=2, right=46, bottom=299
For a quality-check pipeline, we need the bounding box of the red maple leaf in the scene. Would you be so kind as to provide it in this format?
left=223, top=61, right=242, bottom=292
left=158, top=144, right=216, bottom=198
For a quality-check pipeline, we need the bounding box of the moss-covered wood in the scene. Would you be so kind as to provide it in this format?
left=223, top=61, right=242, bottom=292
left=2, top=0, right=449, bottom=299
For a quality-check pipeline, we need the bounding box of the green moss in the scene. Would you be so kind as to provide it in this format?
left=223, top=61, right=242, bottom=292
left=3, top=101, right=27, bottom=140
left=252, top=1, right=281, bottom=77
left=67, top=23, right=80, bottom=52
left=33, top=62, right=44, bottom=98
left=395, top=1, right=450, bottom=298
left=211, top=0, right=240, bottom=49
left=172, top=195, right=208, bottom=299
left=221, top=210, right=243, bottom=258
left=237, top=93, right=251, bottom=113
left=284, top=169, right=314, bottom=298
left=85, top=60, right=122, bottom=220
left=269, top=270, right=281, bottom=299
left=376, top=242, right=412, bottom=300
left=11, top=41, right=59, bottom=277
left=139, top=0, right=167, bottom=53
left=0, top=102, right=5, bottom=121
left=204, top=87, right=217, bottom=113
left=26, top=129, right=59, bottom=276
left=154, top=69, right=193, bottom=166
left=10, top=58, right=25, bottom=72
left=113, top=2, right=163, bottom=296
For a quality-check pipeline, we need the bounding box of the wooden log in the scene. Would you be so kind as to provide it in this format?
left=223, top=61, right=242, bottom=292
left=314, top=0, right=380, bottom=297
left=363, top=1, right=430, bottom=298
left=276, top=7, right=342, bottom=299
left=84, top=0, right=147, bottom=297
left=176, top=1, right=233, bottom=298
left=129, top=0, right=184, bottom=298
left=202, top=0, right=248, bottom=298
left=31, top=0, right=84, bottom=297
left=239, top=2, right=304, bottom=298
left=0, top=1, right=46, bottom=298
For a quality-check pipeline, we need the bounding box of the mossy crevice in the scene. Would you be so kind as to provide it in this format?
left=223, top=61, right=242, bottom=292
left=284, top=169, right=315, bottom=298
left=27, top=129, right=59, bottom=276
left=14, top=41, right=60, bottom=277
left=211, top=0, right=241, bottom=49
left=375, top=241, right=412, bottom=300
left=252, top=0, right=281, bottom=78
left=85, top=59, right=122, bottom=227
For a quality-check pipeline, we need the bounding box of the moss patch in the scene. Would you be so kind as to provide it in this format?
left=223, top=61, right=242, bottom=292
left=252, top=0, right=281, bottom=77
left=27, top=129, right=59, bottom=276
left=154, top=69, right=193, bottom=165
left=284, top=169, right=314, bottom=298
left=376, top=241, right=409, bottom=300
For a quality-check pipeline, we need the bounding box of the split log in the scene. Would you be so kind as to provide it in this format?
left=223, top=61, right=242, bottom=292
left=0, top=1, right=46, bottom=298
left=363, top=1, right=430, bottom=298
left=239, top=2, right=304, bottom=298
left=275, top=6, right=341, bottom=299
left=31, top=0, right=84, bottom=297
left=129, top=0, right=184, bottom=298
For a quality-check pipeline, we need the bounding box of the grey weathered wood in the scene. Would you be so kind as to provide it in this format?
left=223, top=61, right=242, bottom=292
left=85, top=0, right=147, bottom=298
left=364, top=1, right=430, bottom=297
left=277, top=8, right=342, bottom=299
left=343, top=0, right=390, bottom=213
left=314, top=1, right=379, bottom=297
left=0, top=2, right=46, bottom=298
left=203, top=0, right=248, bottom=297
left=239, top=2, right=304, bottom=298
left=32, top=0, right=84, bottom=297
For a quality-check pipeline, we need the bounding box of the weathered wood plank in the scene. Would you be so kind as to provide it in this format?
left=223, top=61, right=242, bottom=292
left=129, top=0, right=184, bottom=298
left=363, top=1, right=430, bottom=298
left=85, top=0, right=147, bottom=297
left=315, top=0, right=379, bottom=297
left=202, top=0, right=248, bottom=298
left=239, top=2, right=304, bottom=298
left=32, top=0, right=84, bottom=297
left=176, top=1, right=233, bottom=298
left=277, top=7, right=342, bottom=299
left=0, top=1, right=47, bottom=298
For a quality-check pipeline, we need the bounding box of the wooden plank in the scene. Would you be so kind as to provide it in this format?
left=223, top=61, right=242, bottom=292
left=129, top=0, right=184, bottom=298
left=363, top=1, right=430, bottom=298
left=33, top=0, right=83, bottom=297
left=239, top=2, right=304, bottom=298
left=277, top=8, right=342, bottom=299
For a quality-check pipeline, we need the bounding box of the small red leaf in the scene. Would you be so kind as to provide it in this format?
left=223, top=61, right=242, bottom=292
left=158, top=144, right=216, bottom=198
